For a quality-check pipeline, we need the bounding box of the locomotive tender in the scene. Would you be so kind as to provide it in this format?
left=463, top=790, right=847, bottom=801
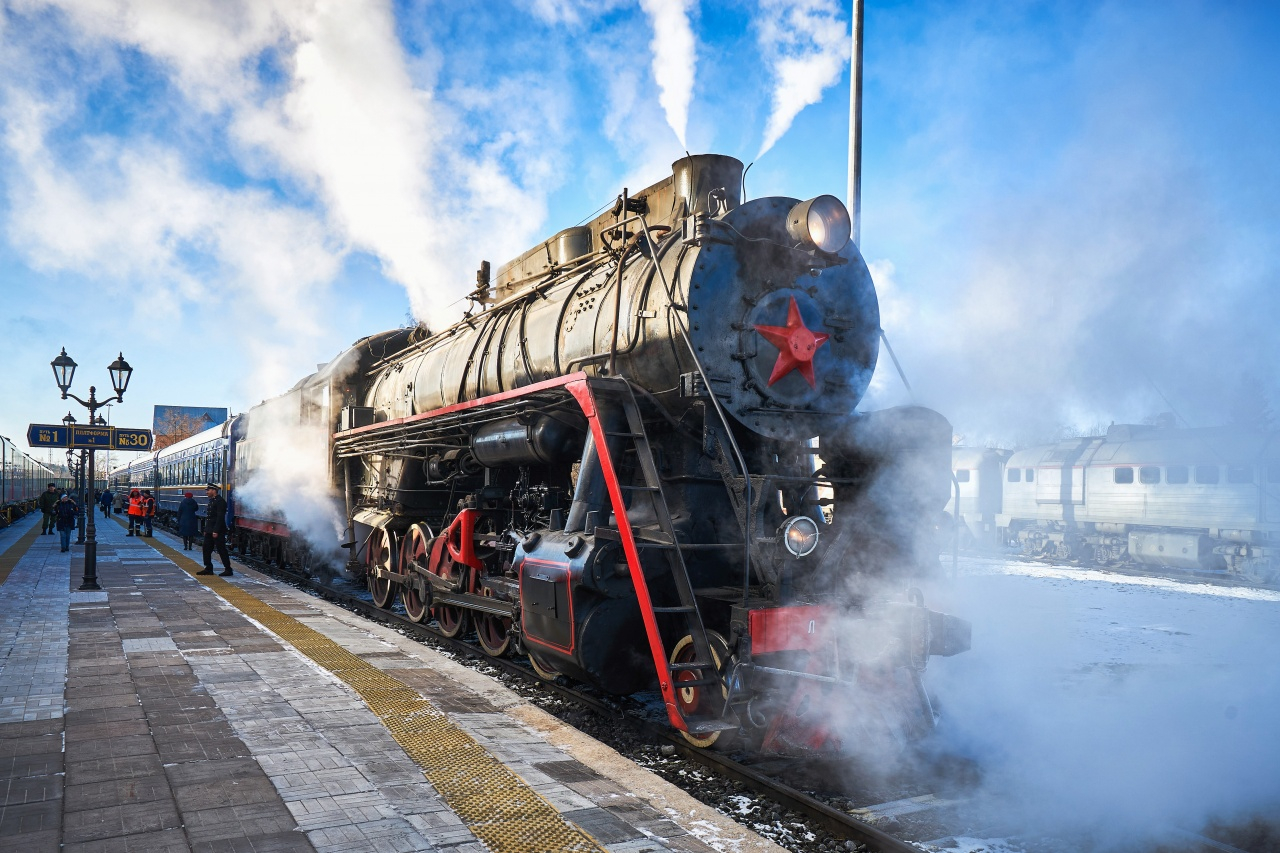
left=115, top=155, right=971, bottom=753
left=949, top=423, right=1280, bottom=583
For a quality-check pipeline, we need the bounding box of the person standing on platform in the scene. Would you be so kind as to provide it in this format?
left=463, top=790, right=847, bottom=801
left=55, top=493, right=77, bottom=552
left=197, top=484, right=232, bottom=576
left=142, top=490, right=156, bottom=537
left=126, top=488, right=144, bottom=536
left=177, top=491, right=199, bottom=551
left=38, top=483, right=59, bottom=535
left=99, top=488, right=112, bottom=518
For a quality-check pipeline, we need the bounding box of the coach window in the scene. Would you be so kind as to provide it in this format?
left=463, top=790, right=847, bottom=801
left=1195, top=465, right=1219, bottom=484
left=954, top=470, right=970, bottom=482
left=1025, top=468, right=1034, bottom=482
left=1167, top=465, right=1189, bottom=484
left=1007, top=468, right=1021, bottom=482
left=1227, top=465, right=1253, bottom=484
left=1139, top=466, right=1160, bottom=484
left=1114, top=467, right=1134, bottom=484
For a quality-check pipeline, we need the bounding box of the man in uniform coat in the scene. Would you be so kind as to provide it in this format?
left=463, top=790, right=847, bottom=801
left=38, top=483, right=59, bottom=535
left=196, top=483, right=233, bottom=577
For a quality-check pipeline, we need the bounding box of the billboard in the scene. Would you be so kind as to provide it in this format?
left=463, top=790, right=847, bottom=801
left=152, top=406, right=228, bottom=450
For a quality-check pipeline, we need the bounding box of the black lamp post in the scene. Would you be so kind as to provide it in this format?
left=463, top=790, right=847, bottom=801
left=51, top=348, right=133, bottom=591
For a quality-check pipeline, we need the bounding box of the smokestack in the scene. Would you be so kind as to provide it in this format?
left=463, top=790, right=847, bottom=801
left=847, top=0, right=864, bottom=247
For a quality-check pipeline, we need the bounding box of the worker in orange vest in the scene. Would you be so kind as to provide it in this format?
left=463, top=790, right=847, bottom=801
left=142, top=490, right=156, bottom=538
left=126, top=489, right=144, bottom=536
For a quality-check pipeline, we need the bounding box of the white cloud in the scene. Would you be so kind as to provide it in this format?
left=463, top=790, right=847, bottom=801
left=755, top=0, right=848, bottom=158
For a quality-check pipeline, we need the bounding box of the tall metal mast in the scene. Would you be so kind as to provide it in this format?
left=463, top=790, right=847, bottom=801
left=847, top=0, right=864, bottom=246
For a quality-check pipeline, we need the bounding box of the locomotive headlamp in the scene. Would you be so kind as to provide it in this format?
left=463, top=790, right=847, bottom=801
left=779, top=515, right=820, bottom=558
left=786, top=195, right=852, bottom=254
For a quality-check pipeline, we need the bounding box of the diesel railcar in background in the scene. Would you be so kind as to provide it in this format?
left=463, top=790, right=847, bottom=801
left=949, top=423, right=1280, bottom=582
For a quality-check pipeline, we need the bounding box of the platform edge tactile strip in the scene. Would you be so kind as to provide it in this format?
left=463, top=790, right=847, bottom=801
left=129, top=525, right=606, bottom=853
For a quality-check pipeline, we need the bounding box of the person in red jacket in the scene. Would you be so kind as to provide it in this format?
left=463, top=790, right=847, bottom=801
left=126, top=489, right=144, bottom=536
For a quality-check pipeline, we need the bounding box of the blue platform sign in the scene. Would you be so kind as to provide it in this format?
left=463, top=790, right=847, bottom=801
left=71, top=425, right=113, bottom=448
left=27, top=424, right=69, bottom=448
left=113, top=428, right=153, bottom=450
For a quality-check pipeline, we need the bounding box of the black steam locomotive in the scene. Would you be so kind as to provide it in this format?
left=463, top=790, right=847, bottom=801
left=124, top=155, right=970, bottom=753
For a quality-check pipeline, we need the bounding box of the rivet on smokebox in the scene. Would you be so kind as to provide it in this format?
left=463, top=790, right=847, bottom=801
left=660, top=744, right=676, bottom=757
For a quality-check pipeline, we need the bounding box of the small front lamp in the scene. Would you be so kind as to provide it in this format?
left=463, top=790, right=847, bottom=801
left=51, top=348, right=77, bottom=396
left=779, top=515, right=821, bottom=558
left=63, top=412, right=77, bottom=426
left=108, top=352, right=133, bottom=397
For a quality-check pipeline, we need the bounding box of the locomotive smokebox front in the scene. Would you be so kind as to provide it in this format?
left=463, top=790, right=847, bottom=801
left=679, top=182, right=881, bottom=440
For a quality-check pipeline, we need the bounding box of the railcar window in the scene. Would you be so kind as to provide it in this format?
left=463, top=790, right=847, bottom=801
left=1025, top=468, right=1034, bottom=482
left=1007, top=468, right=1021, bottom=482
left=1139, top=466, right=1160, bottom=484
left=1195, top=465, right=1219, bottom=484
left=1167, top=465, right=1189, bottom=484
left=1227, top=465, right=1253, bottom=484
left=954, top=470, right=970, bottom=482
left=1115, top=467, right=1134, bottom=484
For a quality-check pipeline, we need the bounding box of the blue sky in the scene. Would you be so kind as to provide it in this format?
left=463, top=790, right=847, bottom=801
left=1, top=0, right=1277, bottom=458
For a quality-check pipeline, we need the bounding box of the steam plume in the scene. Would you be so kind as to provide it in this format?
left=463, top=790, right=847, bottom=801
left=638, top=0, right=698, bottom=147
left=756, top=0, right=849, bottom=158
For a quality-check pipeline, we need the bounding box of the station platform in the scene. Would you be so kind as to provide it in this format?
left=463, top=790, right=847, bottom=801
left=0, top=514, right=784, bottom=853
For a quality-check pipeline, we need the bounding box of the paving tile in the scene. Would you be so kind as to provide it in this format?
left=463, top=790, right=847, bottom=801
left=170, top=773, right=281, bottom=811
left=0, top=719, right=63, bottom=739
left=564, top=806, right=645, bottom=844
left=183, top=801, right=300, bottom=843
left=65, top=776, right=173, bottom=812
left=65, top=693, right=141, bottom=712
left=189, top=831, right=316, bottom=853
left=61, top=827, right=190, bottom=853
left=0, top=734, right=64, bottom=758
left=0, top=797, right=61, bottom=834
left=64, top=719, right=152, bottom=743
left=65, top=705, right=147, bottom=726
left=67, top=734, right=158, bottom=762
left=66, top=754, right=166, bottom=786
left=0, top=827, right=59, bottom=853
left=0, top=773, right=63, bottom=805
left=0, top=751, right=63, bottom=779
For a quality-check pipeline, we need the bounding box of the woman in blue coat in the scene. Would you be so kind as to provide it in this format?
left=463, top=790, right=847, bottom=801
left=177, top=491, right=200, bottom=551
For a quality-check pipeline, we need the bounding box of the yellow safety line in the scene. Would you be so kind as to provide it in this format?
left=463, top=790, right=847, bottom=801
left=0, top=518, right=44, bottom=587
left=124, top=520, right=604, bottom=853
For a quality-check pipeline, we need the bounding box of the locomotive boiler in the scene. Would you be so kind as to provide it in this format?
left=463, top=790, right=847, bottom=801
left=314, top=154, right=970, bottom=752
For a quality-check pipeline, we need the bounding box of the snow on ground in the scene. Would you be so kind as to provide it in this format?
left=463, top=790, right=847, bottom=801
left=917, top=557, right=1280, bottom=849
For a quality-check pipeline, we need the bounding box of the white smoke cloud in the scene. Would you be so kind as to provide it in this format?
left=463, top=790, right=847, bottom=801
left=638, top=0, right=698, bottom=148
left=755, top=0, right=849, bottom=158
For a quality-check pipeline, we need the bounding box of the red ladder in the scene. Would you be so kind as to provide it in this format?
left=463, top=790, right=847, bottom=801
left=566, top=377, right=736, bottom=737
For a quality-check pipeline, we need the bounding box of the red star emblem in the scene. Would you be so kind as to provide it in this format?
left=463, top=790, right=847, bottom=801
left=753, top=296, right=829, bottom=387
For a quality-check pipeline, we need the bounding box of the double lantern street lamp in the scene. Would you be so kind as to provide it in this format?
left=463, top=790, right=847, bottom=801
left=50, top=348, right=133, bottom=591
